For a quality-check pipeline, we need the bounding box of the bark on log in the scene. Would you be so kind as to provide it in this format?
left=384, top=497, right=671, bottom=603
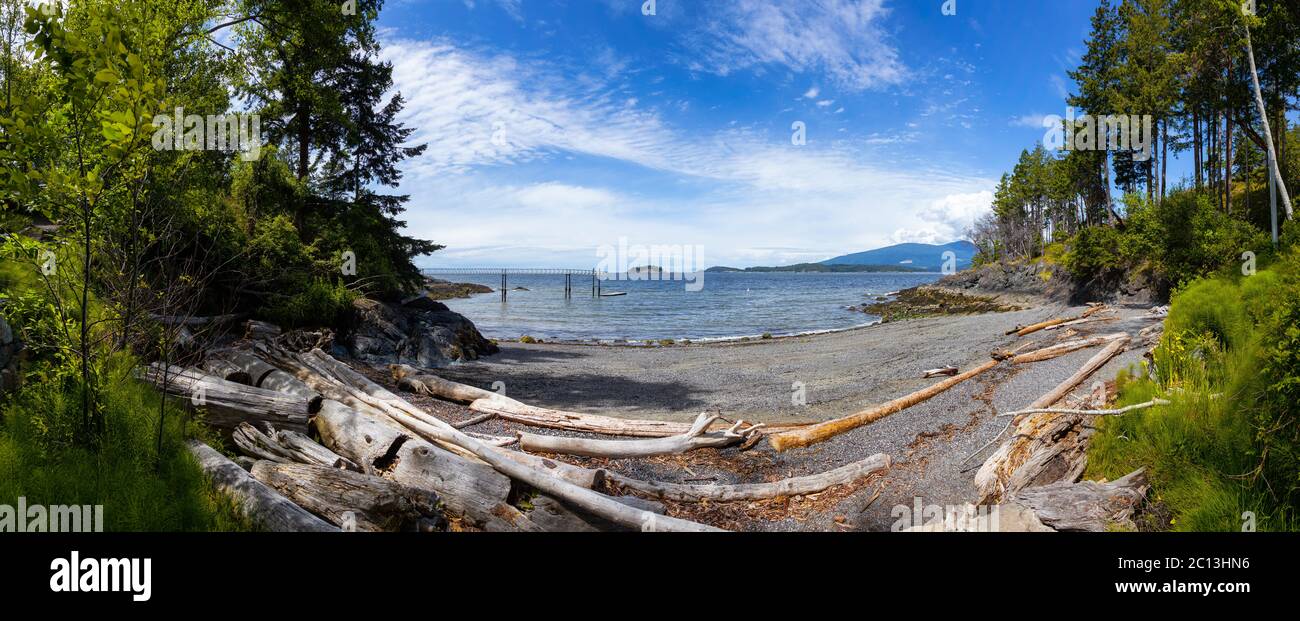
left=518, top=413, right=764, bottom=458
left=208, top=350, right=322, bottom=405
left=313, top=399, right=538, bottom=532
left=767, top=359, right=1001, bottom=452
left=251, top=461, right=443, bottom=532
left=1011, top=469, right=1148, bottom=532
left=141, top=364, right=312, bottom=432
left=606, top=453, right=891, bottom=502
left=187, top=440, right=337, bottom=532
left=1011, top=333, right=1127, bottom=364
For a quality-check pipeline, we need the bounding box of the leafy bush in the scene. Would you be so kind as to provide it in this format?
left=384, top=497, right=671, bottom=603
left=262, top=279, right=358, bottom=330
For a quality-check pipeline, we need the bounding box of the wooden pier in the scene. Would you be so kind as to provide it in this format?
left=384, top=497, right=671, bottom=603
left=422, top=268, right=605, bottom=302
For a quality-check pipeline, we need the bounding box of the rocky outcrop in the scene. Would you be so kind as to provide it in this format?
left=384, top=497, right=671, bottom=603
left=345, top=295, right=497, bottom=368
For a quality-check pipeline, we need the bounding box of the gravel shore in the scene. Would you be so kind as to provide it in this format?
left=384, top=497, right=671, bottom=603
left=417, top=297, right=1162, bottom=531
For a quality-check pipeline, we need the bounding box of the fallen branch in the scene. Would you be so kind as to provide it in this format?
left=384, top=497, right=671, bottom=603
left=607, top=453, right=891, bottom=502
left=231, top=422, right=360, bottom=471
left=922, top=366, right=959, bottom=378
left=518, top=413, right=764, bottom=458
left=767, top=359, right=1001, bottom=452
left=996, top=399, right=1170, bottom=418
left=187, top=440, right=336, bottom=532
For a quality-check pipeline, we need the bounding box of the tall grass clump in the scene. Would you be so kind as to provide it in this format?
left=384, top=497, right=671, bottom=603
left=1087, top=248, right=1300, bottom=531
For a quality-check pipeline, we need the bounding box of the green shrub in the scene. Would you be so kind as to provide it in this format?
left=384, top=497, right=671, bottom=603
left=1088, top=248, right=1300, bottom=531
left=262, top=279, right=358, bottom=330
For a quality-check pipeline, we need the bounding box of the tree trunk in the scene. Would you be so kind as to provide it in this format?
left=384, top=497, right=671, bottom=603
left=313, top=399, right=537, bottom=532
left=250, top=461, right=443, bottom=532
left=768, top=359, right=1001, bottom=452
left=1011, top=333, right=1128, bottom=364
left=1244, top=25, right=1294, bottom=219
left=141, top=364, right=314, bottom=432
left=1010, top=468, right=1147, bottom=532
left=607, top=453, right=891, bottom=502
left=231, top=421, right=360, bottom=471
left=518, top=412, right=762, bottom=459
left=187, top=440, right=337, bottom=532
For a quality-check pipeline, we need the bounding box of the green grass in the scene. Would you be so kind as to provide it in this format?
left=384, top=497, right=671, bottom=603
left=0, top=355, right=251, bottom=531
left=1086, top=250, right=1300, bottom=531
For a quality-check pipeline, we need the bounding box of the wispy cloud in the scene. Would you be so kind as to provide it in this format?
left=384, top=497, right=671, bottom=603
left=685, top=0, right=906, bottom=91
left=382, top=37, right=991, bottom=267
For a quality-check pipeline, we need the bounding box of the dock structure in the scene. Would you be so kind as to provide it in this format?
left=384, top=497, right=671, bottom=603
left=422, top=268, right=603, bottom=302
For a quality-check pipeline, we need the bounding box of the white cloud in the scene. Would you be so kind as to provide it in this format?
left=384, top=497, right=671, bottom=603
left=803, top=86, right=820, bottom=99
left=382, top=38, right=992, bottom=267
left=687, top=0, right=906, bottom=91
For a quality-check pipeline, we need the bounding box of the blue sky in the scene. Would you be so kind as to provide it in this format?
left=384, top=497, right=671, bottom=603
left=373, top=0, right=1139, bottom=269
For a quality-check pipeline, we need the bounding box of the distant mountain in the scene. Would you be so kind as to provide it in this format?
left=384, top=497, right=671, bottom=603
left=705, top=263, right=927, bottom=273
left=821, top=240, right=977, bottom=271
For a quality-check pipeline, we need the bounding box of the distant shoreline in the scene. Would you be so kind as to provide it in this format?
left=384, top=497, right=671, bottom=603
left=705, top=264, right=931, bottom=273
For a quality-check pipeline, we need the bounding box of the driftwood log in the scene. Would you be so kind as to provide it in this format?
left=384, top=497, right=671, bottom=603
left=975, top=337, right=1130, bottom=503
left=231, top=422, right=360, bottom=472
left=205, top=350, right=322, bottom=405
left=767, top=359, right=1001, bottom=452
left=1011, top=468, right=1148, bottom=531
left=313, top=399, right=538, bottom=532
left=1011, top=333, right=1127, bottom=364
left=528, top=495, right=666, bottom=532
left=1006, top=305, right=1107, bottom=337
left=141, top=364, right=314, bottom=432
left=187, top=440, right=337, bottom=532
left=250, top=461, right=443, bottom=532
left=518, top=412, right=764, bottom=458
left=607, top=453, right=891, bottom=502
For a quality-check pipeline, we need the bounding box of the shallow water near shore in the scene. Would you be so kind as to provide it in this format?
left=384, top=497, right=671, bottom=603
left=432, top=271, right=944, bottom=342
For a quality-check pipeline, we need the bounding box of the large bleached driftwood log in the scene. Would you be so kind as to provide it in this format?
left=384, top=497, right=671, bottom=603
left=141, top=364, right=313, bottom=432
left=1011, top=468, right=1148, bottom=531
left=187, top=440, right=337, bottom=532
left=205, top=350, right=322, bottom=405
left=251, top=461, right=443, bottom=532
left=232, top=422, right=360, bottom=472
left=1023, top=336, right=1129, bottom=413
left=767, top=359, right=1001, bottom=452
left=518, top=413, right=764, bottom=458
left=606, top=453, right=891, bottom=502
left=1011, top=333, right=1127, bottom=364
left=314, top=399, right=539, bottom=532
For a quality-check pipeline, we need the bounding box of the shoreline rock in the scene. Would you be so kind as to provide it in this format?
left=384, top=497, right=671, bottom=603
left=346, top=295, right=498, bottom=368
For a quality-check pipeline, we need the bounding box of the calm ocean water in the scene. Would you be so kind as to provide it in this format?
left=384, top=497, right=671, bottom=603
left=433, top=271, right=943, bottom=342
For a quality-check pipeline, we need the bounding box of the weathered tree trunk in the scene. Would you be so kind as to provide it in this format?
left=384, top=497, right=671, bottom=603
left=1010, top=468, right=1148, bottom=532
left=251, top=461, right=443, bottom=532
left=1244, top=25, right=1293, bottom=219
left=1023, top=336, right=1129, bottom=414
left=518, top=412, right=763, bottom=459
left=187, top=440, right=337, bottom=532
left=1007, top=305, right=1106, bottom=337
left=527, top=495, right=666, bottom=532
left=607, top=453, right=891, bottom=502
left=207, top=350, right=321, bottom=405
left=232, top=422, right=360, bottom=471
left=141, top=364, right=313, bottom=432
left=1011, top=333, right=1127, bottom=364
left=767, top=359, right=1001, bottom=452
left=151, top=313, right=245, bottom=327
left=313, top=400, right=538, bottom=532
